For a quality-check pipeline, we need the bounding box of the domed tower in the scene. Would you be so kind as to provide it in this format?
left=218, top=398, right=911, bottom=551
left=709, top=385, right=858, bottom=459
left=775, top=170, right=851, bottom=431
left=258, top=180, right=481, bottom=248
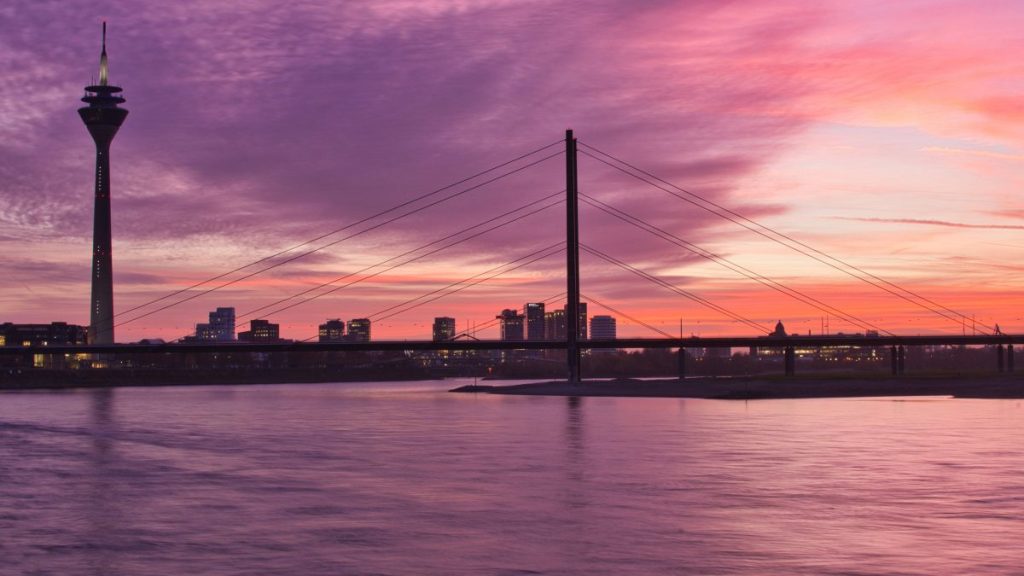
left=78, top=23, right=128, bottom=344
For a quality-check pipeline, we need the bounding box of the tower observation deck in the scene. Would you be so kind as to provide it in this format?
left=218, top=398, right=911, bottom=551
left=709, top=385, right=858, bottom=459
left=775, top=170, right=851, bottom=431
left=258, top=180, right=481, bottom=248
left=78, top=22, right=127, bottom=344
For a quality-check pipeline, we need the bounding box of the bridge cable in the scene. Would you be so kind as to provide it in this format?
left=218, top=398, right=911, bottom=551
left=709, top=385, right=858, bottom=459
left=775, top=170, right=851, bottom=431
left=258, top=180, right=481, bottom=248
left=579, top=193, right=893, bottom=336
left=577, top=142, right=991, bottom=334
left=367, top=243, right=566, bottom=325
left=115, top=138, right=563, bottom=321
left=297, top=243, right=567, bottom=342
left=240, top=195, right=566, bottom=324
left=119, top=148, right=564, bottom=329
left=581, top=243, right=770, bottom=334
left=581, top=293, right=675, bottom=339
left=448, top=292, right=568, bottom=341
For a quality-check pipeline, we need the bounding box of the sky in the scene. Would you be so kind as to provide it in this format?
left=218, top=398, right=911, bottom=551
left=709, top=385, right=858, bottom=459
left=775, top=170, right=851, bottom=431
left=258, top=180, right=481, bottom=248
left=1, top=0, right=1022, bottom=341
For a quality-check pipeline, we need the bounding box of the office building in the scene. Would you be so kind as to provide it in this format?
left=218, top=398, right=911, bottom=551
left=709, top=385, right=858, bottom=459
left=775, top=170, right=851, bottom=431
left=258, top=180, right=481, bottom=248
left=497, top=309, right=524, bottom=341
left=195, top=307, right=236, bottom=342
left=525, top=303, right=545, bottom=340
left=590, top=315, right=617, bottom=354
left=318, top=319, right=346, bottom=342
left=433, top=317, right=456, bottom=342
left=590, top=315, right=616, bottom=340
left=237, top=319, right=280, bottom=343
left=347, top=318, right=371, bottom=343
left=570, top=302, right=588, bottom=340
left=545, top=309, right=566, bottom=340
left=0, top=322, right=88, bottom=347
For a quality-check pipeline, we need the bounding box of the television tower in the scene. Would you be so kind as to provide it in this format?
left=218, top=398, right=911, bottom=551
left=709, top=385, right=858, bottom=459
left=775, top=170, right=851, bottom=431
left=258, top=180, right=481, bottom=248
left=79, top=22, right=127, bottom=344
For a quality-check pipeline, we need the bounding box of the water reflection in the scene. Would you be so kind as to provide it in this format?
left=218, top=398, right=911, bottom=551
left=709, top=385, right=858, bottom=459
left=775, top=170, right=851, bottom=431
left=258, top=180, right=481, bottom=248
left=85, top=389, right=120, bottom=576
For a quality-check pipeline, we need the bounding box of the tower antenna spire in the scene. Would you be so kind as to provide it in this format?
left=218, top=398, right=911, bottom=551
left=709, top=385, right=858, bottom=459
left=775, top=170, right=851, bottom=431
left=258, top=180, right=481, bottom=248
left=99, top=21, right=109, bottom=86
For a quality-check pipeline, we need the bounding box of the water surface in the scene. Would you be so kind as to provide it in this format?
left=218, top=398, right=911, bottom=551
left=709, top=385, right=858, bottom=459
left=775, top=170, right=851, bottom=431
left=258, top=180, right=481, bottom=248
left=2, top=380, right=1023, bottom=574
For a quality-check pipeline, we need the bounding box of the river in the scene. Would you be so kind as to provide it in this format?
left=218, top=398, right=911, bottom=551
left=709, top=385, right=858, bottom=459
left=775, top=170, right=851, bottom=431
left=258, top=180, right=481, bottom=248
left=2, top=379, right=1023, bottom=575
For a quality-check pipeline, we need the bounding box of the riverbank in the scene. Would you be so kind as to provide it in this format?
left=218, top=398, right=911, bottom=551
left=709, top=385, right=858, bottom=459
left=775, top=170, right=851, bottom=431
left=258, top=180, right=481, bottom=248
left=451, top=373, right=1024, bottom=399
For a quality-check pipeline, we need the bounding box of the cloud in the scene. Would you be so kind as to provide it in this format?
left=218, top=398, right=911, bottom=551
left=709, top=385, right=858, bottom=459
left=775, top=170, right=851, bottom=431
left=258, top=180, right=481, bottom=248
left=4, top=0, right=1024, bottom=338
left=832, top=216, right=1024, bottom=231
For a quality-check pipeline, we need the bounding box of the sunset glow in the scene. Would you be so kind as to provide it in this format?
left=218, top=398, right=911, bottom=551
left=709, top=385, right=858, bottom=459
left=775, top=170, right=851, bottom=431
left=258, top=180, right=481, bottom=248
left=2, top=0, right=1022, bottom=341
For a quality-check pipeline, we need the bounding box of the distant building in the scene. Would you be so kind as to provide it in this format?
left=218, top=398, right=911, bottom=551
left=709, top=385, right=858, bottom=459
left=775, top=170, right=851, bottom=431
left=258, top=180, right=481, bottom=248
left=567, top=302, right=588, bottom=340
left=590, top=315, right=617, bottom=354
left=772, top=320, right=788, bottom=338
left=347, top=318, right=371, bottom=343
left=497, top=309, right=524, bottom=341
left=318, top=319, right=346, bottom=342
left=544, top=309, right=566, bottom=340
left=525, top=303, right=545, bottom=340
left=750, top=320, right=790, bottom=356
left=195, top=307, right=235, bottom=342
left=237, top=319, right=280, bottom=343
left=590, top=315, right=616, bottom=340
left=0, top=322, right=87, bottom=347
left=541, top=304, right=587, bottom=340
left=432, top=317, right=456, bottom=342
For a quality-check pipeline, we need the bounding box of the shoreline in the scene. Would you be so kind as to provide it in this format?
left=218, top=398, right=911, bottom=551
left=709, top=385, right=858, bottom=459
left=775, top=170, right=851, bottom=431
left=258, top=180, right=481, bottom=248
left=450, top=374, right=1024, bottom=400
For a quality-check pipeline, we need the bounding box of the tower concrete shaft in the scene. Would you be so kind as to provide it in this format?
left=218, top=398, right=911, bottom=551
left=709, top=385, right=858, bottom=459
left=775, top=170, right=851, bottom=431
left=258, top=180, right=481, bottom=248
left=78, top=23, right=127, bottom=344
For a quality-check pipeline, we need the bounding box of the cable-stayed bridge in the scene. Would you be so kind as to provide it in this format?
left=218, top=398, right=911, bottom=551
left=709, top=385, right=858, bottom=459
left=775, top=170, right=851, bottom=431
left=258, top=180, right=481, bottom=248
left=4, top=131, right=1020, bottom=379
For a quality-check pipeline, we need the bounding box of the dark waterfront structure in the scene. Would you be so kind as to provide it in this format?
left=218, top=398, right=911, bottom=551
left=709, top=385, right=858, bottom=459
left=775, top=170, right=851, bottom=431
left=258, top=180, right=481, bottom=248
left=0, top=322, right=87, bottom=347
left=79, top=23, right=127, bottom=344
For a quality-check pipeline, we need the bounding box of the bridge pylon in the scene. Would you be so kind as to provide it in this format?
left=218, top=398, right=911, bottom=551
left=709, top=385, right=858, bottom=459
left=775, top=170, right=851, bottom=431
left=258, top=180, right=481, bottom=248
left=566, top=130, right=581, bottom=383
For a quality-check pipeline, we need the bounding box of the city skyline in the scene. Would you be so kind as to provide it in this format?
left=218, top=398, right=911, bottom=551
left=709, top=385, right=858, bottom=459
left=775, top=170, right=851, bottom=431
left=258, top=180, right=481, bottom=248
left=2, top=2, right=1023, bottom=342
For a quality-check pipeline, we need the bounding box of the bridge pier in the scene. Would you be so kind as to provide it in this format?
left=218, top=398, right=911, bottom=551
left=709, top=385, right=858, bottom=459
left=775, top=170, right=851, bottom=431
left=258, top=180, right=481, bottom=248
left=890, top=345, right=898, bottom=376
left=784, top=346, right=795, bottom=376
left=898, top=345, right=906, bottom=375
left=997, top=344, right=1005, bottom=373
left=677, top=347, right=686, bottom=381
left=565, top=129, right=581, bottom=384
left=1009, top=345, right=1015, bottom=373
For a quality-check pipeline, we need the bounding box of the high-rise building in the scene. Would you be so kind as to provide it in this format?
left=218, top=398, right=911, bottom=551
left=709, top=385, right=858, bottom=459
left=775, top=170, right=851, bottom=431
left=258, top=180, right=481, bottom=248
left=318, top=319, right=346, bottom=342
left=238, top=319, right=280, bottom=343
left=497, top=309, right=524, bottom=341
left=545, top=309, right=566, bottom=340
left=196, top=307, right=235, bottom=341
left=347, top=318, right=371, bottom=342
left=590, top=315, right=616, bottom=340
left=432, top=317, right=456, bottom=342
left=564, top=302, right=587, bottom=340
left=79, top=23, right=128, bottom=344
left=525, top=303, right=545, bottom=340
left=590, top=315, right=617, bottom=353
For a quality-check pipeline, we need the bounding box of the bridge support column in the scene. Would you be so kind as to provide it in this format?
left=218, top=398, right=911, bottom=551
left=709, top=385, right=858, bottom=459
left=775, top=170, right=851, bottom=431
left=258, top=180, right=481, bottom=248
left=565, top=129, right=581, bottom=384
left=784, top=346, right=795, bottom=376
left=677, top=347, right=686, bottom=381
left=1009, top=345, right=1015, bottom=373
left=997, top=344, right=1005, bottom=373
left=898, top=345, right=906, bottom=375
left=890, top=345, right=898, bottom=376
